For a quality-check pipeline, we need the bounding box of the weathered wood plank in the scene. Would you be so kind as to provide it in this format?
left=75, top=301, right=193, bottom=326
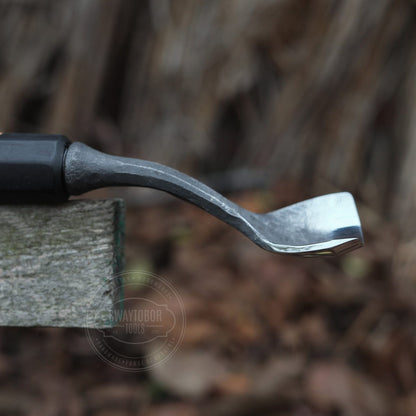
left=0, top=199, right=125, bottom=328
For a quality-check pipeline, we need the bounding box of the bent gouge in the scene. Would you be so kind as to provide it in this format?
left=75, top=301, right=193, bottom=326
left=0, top=133, right=364, bottom=256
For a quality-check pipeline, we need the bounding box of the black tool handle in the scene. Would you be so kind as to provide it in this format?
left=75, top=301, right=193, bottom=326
left=0, top=133, right=70, bottom=203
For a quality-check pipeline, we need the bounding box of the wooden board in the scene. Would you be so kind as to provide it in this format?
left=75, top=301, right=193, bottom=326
left=0, top=199, right=125, bottom=328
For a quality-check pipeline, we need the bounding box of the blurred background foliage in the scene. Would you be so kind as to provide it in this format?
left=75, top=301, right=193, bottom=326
left=1, top=0, right=414, bottom=212
left=1, top=0, right=416, bottom=415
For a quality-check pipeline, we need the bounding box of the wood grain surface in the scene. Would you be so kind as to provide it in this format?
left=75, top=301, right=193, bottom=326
left=0, top=199, right=125, bottom=328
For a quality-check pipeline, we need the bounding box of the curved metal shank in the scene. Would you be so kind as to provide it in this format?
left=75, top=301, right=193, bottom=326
left=64, top=142, right=363, bottom=256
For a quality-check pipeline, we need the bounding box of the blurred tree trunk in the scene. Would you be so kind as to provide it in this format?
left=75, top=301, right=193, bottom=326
left=1, top=0, right=416, bottom=276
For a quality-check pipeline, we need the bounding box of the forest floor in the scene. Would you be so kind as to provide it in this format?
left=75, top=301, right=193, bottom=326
left=1, top=185, right=415, bottom=416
